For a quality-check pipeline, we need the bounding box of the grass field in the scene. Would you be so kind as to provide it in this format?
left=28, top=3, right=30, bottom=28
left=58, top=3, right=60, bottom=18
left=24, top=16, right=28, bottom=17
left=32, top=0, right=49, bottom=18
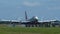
left=0, top=25, right=60, bottom=34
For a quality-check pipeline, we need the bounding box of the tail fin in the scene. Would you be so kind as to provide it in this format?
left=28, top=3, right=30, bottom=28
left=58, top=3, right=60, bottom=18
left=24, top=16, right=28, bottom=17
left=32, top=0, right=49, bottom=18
left=25, top=11, right=28, bottom=21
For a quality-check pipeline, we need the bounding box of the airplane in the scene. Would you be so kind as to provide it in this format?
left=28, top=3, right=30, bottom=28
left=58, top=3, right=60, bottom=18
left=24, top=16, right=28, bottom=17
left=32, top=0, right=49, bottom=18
left=0, top=11, right=60, bottom=27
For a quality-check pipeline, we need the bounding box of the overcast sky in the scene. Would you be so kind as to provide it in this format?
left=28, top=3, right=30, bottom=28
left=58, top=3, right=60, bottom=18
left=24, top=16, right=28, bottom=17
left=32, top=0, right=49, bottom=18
left=0, top=0, right=60, bottom=20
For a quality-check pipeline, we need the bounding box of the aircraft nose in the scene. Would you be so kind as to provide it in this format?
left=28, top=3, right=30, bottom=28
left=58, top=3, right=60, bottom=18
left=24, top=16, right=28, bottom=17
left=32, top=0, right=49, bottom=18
left=34, top=16, right=38, bottom=22
left=34, top=16, right=38, bottom=20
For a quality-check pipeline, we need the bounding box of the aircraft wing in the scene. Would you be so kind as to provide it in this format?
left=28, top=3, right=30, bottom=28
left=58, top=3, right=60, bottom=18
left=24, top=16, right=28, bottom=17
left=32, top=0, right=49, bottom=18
left=0, top=20, right=11, bottom=24
left=38, top=20, right=60, bottom=24
left=0, top=20, right=20, bottom=24
left=37, top=20, right=52, bottom=24
left=20, top=21, right=30, bottom=24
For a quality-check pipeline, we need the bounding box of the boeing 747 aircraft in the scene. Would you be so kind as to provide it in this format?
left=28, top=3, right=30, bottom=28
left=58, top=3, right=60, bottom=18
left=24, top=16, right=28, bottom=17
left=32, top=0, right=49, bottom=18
left=0, top=11, right=60, bottom=27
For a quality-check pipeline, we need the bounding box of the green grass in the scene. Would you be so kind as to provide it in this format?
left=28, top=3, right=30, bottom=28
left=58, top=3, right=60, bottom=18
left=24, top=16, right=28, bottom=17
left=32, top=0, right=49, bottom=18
left=0, top=25, right=60, bottom=34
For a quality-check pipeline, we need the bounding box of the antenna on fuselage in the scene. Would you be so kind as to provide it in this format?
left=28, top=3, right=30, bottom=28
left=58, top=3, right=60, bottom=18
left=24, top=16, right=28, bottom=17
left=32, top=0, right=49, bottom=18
left=25, top=11, right=28, bottom=21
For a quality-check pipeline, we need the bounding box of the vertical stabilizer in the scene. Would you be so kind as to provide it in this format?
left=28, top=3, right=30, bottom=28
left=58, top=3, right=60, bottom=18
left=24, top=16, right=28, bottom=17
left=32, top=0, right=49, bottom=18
left=25, top=11, right=28, bottom=21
